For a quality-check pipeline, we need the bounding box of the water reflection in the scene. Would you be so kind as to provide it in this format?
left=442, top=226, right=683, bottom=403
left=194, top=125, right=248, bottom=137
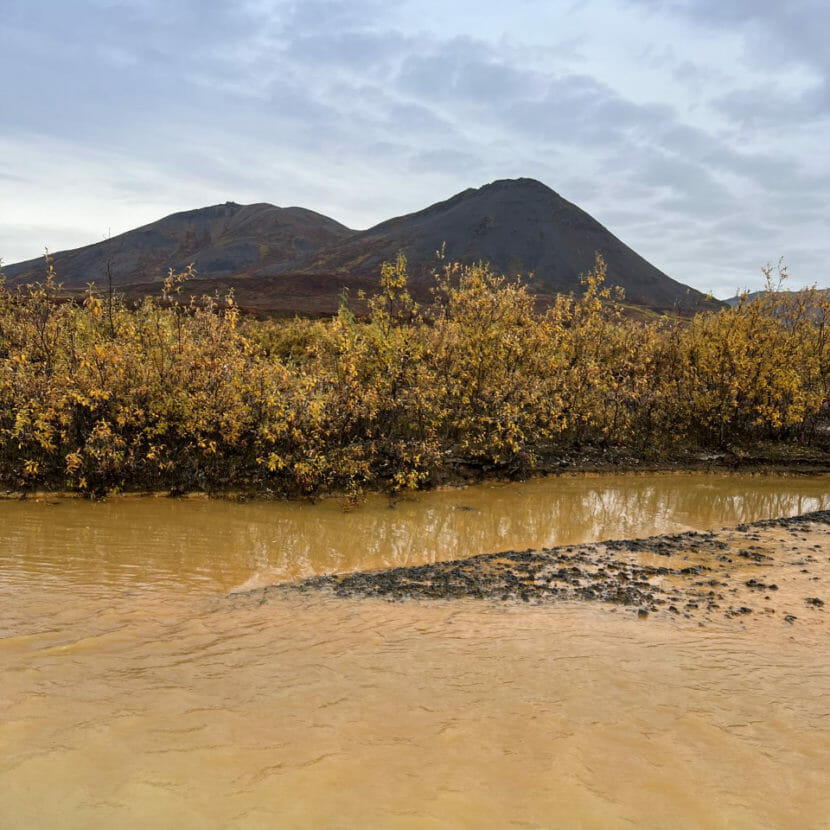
left=0, top=472, right=827, bottom=594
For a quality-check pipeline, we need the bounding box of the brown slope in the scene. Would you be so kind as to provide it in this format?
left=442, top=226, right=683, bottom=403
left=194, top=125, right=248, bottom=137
left=724, top=288, right=830, bottom=307
left=300, top=178, right=715, bottom=312
left=3, top=179, right=716, bottom=315
left=3, top=202, right=355, bottom=289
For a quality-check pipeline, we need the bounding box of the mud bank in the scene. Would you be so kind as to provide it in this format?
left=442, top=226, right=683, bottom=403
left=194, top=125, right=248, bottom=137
left=244, top=510, right=830, bottom=624
left=3, top=444, right=830, bottom=501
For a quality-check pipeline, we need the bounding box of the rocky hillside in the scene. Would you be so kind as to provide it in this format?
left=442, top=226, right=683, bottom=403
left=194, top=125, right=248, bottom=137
left=4, top=202, right=353, bottom=289
left=3, top=179, right=716, bottom=314
left=303, top=178, right=708, bottom=311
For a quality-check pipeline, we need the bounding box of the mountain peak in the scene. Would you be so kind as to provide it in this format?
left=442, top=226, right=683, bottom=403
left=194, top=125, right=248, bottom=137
left=308, top=178, right=706, bottom=311
left=3, top=179, right=717, bottom=315
left=479, top=177, right=558, bottom=195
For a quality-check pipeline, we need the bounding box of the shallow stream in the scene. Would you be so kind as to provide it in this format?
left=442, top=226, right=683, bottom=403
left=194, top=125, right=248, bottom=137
left=1, top=472, right=829, bottom=827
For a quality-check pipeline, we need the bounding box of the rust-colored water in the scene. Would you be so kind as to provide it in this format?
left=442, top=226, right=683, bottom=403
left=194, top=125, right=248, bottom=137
left=1, top=473, right=829, bottom=828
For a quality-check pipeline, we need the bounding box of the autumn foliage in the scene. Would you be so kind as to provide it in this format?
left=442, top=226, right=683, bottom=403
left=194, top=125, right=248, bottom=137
left=1, top=255, right=829, bottom=496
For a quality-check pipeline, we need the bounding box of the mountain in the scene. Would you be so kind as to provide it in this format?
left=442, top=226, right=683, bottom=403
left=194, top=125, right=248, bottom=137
left=302, top=178, right=708, bottom=311
left=3, top=202, right=353, bottom=288
left=723, top=288, right=830, bottom=307
left=3, top=178, right=716, bottom=314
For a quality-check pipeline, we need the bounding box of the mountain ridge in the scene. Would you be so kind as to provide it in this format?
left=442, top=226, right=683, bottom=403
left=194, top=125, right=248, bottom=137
left=3, top=178, right=717, bottom=314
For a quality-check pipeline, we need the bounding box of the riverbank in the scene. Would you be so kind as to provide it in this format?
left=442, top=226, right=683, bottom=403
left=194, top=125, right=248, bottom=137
left=4, top=446, right=830, bottom=502
left=249, top=509, right=830, bottom=626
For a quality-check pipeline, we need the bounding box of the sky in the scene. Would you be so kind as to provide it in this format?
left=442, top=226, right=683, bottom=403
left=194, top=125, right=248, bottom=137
left=1, top=0, right=828, bottom=298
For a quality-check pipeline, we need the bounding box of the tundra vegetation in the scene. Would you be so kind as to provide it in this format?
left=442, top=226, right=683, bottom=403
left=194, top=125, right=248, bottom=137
left=1, top=255, right=829, bottom=497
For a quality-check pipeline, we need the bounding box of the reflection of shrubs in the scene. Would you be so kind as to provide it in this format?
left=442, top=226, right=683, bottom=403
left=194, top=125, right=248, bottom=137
left=1, top=256, right=829, bottom=496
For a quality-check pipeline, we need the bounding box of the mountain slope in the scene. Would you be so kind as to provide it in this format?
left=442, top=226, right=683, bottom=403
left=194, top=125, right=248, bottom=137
left=723, top=288, right=830, bottom=306
left=4, top=202, right=354, bottom=288
left=304, top=178, right=707, bottom=311
left=3, top=178, right=715, bottom=314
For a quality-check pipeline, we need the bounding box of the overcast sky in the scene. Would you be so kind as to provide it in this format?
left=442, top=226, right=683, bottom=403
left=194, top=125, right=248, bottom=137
left=1, top=0, right=828, bottom=297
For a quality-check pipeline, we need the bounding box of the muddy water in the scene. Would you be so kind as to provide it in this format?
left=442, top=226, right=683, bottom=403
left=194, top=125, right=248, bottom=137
left=1, top=472, right=829, bottom=828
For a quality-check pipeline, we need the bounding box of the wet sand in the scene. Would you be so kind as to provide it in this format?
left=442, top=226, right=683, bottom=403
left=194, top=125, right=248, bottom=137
left=252, top=510, right=830, bottom=626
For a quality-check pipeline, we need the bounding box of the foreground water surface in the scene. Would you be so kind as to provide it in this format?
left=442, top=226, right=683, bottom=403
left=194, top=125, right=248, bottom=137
left=1, top=472, right=829, bottom=828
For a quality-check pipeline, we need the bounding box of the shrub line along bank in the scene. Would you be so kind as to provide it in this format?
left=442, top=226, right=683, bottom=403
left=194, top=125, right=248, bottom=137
left=1, top=255, right=829, bottom=498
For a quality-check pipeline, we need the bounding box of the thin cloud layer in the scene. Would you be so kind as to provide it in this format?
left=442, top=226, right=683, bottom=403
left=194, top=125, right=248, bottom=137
left=1, top=0, right=827, bottom=296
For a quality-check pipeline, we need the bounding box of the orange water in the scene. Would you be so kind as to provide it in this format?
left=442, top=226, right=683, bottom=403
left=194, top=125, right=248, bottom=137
left=1, top=472, right=829, bottom=828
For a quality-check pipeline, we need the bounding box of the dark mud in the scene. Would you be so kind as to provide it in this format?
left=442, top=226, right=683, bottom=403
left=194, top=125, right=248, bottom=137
left=237, top=510, right=830, bottom=624
left=4, top=444, right=830, bottom=501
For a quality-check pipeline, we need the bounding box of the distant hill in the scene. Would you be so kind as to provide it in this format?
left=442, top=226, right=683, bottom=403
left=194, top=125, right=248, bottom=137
left=3, top=202, right=353, bottom=289
left=3, top=178, right=718, bottom=315
left=303, top=178, right=710, bottom=312
left=723, top=288, right=830, bottom=307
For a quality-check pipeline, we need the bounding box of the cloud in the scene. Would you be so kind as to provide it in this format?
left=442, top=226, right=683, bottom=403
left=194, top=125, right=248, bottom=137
left=1, top=0, right=828, bottom=293
left=714, top=84, right=829, bottom=127
left=627, top=0, right=830, bottom=99
left=398, top=39, right=544, bottom=105
left=406, top=148, right=485, bottom=177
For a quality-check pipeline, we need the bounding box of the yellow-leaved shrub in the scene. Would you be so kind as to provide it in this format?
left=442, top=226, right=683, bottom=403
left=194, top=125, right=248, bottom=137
left=1, top=255, right=828, bottom=497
